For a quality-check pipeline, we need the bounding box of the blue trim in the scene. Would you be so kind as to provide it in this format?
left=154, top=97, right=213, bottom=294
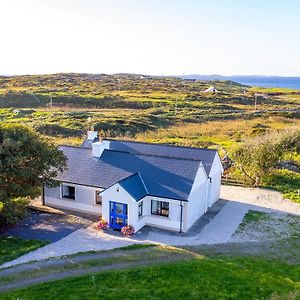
left=109, top=201, right=128, bottom=230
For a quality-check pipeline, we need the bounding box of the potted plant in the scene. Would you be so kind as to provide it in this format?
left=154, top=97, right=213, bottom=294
left=121, top=225, right=134, bottom=236
left=97, top=218, right=108, bottom=230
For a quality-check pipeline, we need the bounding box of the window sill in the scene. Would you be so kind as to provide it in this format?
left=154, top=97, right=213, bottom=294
left=150, top=214, right=169, bottom=219
left=61, top=197, right=75, bottom=201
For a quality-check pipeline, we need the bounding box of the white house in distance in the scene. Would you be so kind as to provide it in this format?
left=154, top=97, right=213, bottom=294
left=44, top=131, right=223, bottom=233
left=203, top=86, right=218, bottom=93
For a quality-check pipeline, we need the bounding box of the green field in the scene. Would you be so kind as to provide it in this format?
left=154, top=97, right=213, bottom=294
left=1, top=257, right=300, bottom=300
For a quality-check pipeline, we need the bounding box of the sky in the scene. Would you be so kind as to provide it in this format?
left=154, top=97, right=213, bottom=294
left=0, top=0, right=300, bottom=76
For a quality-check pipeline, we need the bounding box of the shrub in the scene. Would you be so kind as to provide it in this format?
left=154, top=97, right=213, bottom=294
left=0, top=197, right=29, bottom=225
left=121, top=225, right=135, bottom=236
left=232, top=129, right=300, bottom=186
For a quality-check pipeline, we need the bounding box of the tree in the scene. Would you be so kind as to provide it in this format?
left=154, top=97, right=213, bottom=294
left=0, top=124, right=67, bottom=224
left=232, top=129, right=300, bottom=187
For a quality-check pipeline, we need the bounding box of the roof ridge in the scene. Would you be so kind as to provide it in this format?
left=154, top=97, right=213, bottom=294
left=118, top=172, right=140, bottom=183
left=137, top=172, right=149, bottom=194
left=102, top=149, right=203, bottom=162
left=105, top=138, right=218, bottom=152
left=59, top=144, right=90, bottom=150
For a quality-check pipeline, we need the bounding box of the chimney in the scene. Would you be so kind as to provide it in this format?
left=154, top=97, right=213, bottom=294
left=92, top=140, right=110, bottom=158
left=87, top=131, right=98, bottom=141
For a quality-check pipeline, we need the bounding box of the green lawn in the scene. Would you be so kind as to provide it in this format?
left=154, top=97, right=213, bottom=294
left=0, top=236, right=48, bottom=265
left=1, top=257, right=300, bottom=300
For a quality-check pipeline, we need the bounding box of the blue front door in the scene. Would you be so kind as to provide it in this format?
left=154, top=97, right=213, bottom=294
left=110, top=201, right=128, bottom=230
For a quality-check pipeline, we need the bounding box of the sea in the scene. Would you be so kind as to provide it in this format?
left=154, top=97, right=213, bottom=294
left=180, top=75, right=300, bottom=90
left=229, top=76, right=300, bottom=90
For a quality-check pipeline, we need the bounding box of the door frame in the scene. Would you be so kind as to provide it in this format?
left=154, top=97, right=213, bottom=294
left=109, top=201, right=128, bottom=230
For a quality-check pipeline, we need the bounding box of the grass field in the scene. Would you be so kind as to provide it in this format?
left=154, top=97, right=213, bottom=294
left=0, top=236, right=48, bottom=265
left=1, top=257, right=299, bottom=300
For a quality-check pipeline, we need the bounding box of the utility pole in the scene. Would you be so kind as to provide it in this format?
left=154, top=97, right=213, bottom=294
left=49, top=93, right=53, bottom=109
left=254, top=93, right=257, bottom=111
left=87, top=117, right=94, bottom=131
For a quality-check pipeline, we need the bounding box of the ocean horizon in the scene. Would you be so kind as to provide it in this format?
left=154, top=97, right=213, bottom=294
left=230, top=76, right=300, bottom=90
left=180, top=75, right=300, bottom=90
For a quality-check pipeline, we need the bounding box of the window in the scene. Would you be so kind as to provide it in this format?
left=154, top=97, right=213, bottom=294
left=151, top=200, right=169, bottom=217
left=95, top=190, right=102, bottom=205
left=61, top=184, right=75, bottom=200
left=138, top=201, right=143, bottom=217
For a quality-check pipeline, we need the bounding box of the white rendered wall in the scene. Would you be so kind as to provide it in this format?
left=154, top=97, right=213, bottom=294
left=185, top=164, right=208, bottom=231
left=208, top=154, right=223, bottom=207
left=44, top=184, right=102, bottom=215
left=101, top=183, right=144, bottom=231
left=101, top=185, right=184, bottom=232
left=142, top=195, right=182, bottom=232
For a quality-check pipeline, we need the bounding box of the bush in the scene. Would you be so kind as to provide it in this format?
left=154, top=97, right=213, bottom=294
left=0, top=197, right=29, bottom=225
left=233, top=128, right=300, bottom=186
left=35, top=123, right=82, bottom=137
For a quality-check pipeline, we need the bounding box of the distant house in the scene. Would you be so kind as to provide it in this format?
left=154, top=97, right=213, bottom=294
left=43, top=132, right=223, bottom=233
left=203, top=86, right=218, bottom=93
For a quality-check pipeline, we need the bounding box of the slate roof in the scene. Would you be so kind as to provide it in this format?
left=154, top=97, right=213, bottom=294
left=118, top=173, right=148, bottom=201
left=81, top=138, right=217, bottom=175
left=56, top=145, right=202, bottom=201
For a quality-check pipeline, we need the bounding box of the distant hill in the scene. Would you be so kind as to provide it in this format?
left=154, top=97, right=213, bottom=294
left=0, top=73, right=249, bottom=108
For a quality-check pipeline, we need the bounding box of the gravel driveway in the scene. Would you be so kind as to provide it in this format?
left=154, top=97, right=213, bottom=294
left=2, top=185, right=300, bottom=269
left=221, top=185, right=300, bottom=215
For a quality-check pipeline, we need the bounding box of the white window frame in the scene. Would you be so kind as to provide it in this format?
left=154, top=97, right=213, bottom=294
left=61, top=183, right=76, bottom=200
left=151, top=200, right=169, bottom=218
left=138, top=201, right=143, bottom=217
left=95, top=190, right=102, bottom=206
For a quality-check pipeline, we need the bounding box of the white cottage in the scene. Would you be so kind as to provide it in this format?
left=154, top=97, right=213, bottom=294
left=44, top=132, right=223, bottom=233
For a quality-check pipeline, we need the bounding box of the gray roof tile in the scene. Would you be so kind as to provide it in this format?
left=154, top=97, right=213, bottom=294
left=81, top=138, right=216, bottom=175
left=57, top=145, right=201, bottom=201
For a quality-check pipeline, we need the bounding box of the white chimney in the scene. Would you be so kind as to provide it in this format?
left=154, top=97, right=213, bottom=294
left=92, top=140, right=110, bottom=158
left=87, top=131, right=98, bottom=141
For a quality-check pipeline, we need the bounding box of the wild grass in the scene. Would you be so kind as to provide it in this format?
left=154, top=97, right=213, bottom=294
left=262, top=170, right=300, bottom=203
left=135, top=116, right=300, bottom=151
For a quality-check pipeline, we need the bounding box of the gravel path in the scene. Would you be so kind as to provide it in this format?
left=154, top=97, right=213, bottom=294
left=0, top=228, right=149, bottom=269
left=1, top=186, right=299, bottom=269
